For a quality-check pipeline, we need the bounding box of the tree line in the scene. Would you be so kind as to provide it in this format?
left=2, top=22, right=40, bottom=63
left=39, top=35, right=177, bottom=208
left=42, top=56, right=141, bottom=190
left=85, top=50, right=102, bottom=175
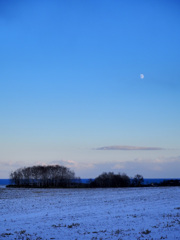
left=89, top=172, right=144, bottom=187
left=9, top=164, right=145, bottom=188
left=10, top=165, right=79, bottom=188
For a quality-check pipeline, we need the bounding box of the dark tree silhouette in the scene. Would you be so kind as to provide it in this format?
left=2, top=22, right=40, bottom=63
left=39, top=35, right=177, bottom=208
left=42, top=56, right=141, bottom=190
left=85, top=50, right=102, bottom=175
left=132, top=174, right=144, bottom=187
left=9, top=166, right=146, bottom=188
left=90, top=172, right=130, bottom=188
left=10, top=165, right=77, bottom=188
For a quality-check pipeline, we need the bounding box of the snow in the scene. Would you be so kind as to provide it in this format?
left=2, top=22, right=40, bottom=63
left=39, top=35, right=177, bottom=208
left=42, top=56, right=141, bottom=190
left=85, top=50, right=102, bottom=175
left=0, top=187, right=180, bottom=239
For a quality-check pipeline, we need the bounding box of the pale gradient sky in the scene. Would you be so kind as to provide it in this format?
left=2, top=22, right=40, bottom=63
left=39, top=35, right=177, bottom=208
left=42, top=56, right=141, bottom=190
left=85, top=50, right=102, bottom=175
left=0, top=0, right=180, bottom=178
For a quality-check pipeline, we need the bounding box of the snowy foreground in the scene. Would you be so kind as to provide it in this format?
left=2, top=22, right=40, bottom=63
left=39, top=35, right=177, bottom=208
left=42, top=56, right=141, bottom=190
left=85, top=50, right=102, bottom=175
left=0, top=187, right=180, bottom=240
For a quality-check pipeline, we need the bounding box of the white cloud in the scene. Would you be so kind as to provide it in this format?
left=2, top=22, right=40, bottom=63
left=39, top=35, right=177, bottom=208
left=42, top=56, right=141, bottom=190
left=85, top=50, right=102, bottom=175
left=140, top=73, right=144, bottom=79
left=1, top=156, right=180, bottom=179
left=73, top=156, right=180, bottom=178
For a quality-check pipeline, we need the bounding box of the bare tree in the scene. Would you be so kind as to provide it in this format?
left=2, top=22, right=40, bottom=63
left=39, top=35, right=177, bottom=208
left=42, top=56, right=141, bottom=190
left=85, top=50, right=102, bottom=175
left=10, top=165, right=77, bottom=188
left=90, top=172, right=130, bottom=188
left=132, top=174, right=144, bottom=187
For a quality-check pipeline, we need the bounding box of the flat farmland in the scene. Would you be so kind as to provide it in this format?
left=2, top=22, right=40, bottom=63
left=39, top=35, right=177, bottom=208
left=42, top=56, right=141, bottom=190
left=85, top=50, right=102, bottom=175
left=0, top=187, right=180, bottom=239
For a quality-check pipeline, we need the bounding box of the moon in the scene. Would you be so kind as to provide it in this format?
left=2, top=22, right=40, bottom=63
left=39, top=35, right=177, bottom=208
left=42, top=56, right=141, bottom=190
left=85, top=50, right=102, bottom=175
left=140, top=74, right=144, bottom=79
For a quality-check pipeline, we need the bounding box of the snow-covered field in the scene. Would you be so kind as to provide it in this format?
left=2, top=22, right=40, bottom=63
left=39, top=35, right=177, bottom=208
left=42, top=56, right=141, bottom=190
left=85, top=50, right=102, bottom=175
left=0, top=187, right=180, bottom=240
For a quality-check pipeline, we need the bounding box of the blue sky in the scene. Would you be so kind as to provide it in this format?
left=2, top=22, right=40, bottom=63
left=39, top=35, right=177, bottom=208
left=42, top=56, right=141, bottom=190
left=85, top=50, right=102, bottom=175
left=0, top=0, right=180, bottom=178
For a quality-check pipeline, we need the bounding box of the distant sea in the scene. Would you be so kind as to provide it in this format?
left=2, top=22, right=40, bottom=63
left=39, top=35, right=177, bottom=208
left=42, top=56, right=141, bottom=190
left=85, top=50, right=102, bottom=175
left=0, top=179, right=11, bottom=188
left=0, top=178, right=180, bottom=187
